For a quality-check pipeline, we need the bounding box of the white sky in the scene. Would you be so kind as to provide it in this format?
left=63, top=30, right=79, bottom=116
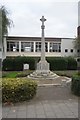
left=1, top=0, right=79, bottom=38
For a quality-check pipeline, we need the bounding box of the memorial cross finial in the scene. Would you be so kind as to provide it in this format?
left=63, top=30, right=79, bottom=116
left=40, top=16, right=46, bottom=22
left=40, top=16, right=46, bottom=29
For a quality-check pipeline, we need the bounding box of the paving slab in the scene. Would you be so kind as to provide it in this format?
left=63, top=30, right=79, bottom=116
left=2, top=85, right=78, bottom=118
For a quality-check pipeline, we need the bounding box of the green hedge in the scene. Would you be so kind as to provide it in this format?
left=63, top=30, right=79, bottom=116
left=66, top=57, right=77, bottom=70
left=2, top=56, right=35, bottom=71
left=71, top=74, right=80, bottom=96
left=47, top=57, right=68, bottom=70
left=2, top=78, right=37, bottom=103
left=2, top=57, right=77, bottom=71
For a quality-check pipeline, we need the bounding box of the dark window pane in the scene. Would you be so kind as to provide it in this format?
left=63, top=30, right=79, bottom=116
left=71, top=49, right=73, bottom=52
left=77, top=49, right=80, bottom=52
left=65, top=49, right=68, bottom=52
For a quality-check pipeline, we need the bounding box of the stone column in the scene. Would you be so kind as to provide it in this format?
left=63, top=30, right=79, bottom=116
left=19, top=41, right=21, bottom=54
left=34, top=41, right=35, bottom=52
left=40, top=16, right=46, bottom=62
left=27, top=16, right=58, bottom=79
left=48, top=42, right=50, bottom=53
left=36, top=16, right=49, bottom=72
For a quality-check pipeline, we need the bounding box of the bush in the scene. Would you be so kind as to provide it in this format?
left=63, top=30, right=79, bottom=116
left=47, top=57, right=68, bottom=70
left=2, top=58, right=15, bottom=71
left=66, top=57, right=77, bottom=70
left=71, top=74, right=80, bottom=96
left=2, top=57, right=77, bottom=71
left=2, top=56, right=35, bottom=71
left=2, top=78, right=37, bottom=103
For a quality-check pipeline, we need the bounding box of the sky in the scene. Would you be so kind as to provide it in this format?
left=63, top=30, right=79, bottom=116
left=1, top=0, right=79, bottom=38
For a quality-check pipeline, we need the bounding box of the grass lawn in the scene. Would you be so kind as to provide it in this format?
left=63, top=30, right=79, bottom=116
left=2, top=71, right=18, bottom=78
left=2, top=70, right=33, bottom=78
left=2, top=70, right=78, bottom=78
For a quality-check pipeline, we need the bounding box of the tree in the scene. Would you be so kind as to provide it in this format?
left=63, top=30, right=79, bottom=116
left=74, top=36, right=80, bottom=75
left=0, top=6, right=13, bottom=61
left=0, top=5, right=13, bottom=37
left=74, top=36, right=80, bottom=51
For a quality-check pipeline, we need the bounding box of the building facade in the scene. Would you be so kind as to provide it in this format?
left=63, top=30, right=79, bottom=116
left=2, top=36, right=79, bottom=58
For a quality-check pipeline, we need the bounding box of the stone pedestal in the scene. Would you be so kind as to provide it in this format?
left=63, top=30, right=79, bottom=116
left=37, top=60, right=49, bottom=72
left=27, top=70, right=59, bottom=80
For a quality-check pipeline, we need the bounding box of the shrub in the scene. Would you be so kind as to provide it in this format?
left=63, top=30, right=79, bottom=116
left=66, top=57, right=77, bottom=70
left=47, top=57, right=68, bottom=70
left=2, top=57, right=77, bottom=71
left=2, top=78, right=37, bottom=103
left=71, top=74, right=80, bottom=96
left=2, top=58, right=15, bottom=71
left=2, top=56, right=35, bottom=71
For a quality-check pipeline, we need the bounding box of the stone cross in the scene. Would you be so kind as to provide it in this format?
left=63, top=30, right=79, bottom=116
left=36, top=16, right=49, bottom=72
left=40, top=16, right=46, bottom=62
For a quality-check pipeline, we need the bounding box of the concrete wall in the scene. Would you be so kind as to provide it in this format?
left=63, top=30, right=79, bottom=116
left=6, top=52, right=61, bottom=57
left=5, top=37, right=76, bottom=58
left=61, top=38, right=76, bottom=57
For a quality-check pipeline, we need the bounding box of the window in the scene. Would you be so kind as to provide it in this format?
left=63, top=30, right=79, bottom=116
left=49, top=43, right=61, bottom=52
left=21, top=42, right=34, bottom=52
left=71, top=49, right=73, bottom=53
left=35, top=42, right=41, bottom=52
left=45, top=42, right=48, bottom=52
left=35, top=42, right=48, bottom=52
left=77, top=49, right=80, bottom=53
left=65, top=49, right=68, bottom=52
left=7, top=42, right=19, bottom=52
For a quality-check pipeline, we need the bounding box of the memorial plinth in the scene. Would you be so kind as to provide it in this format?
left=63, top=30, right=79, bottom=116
left=27, top=16, right=59, bottom=80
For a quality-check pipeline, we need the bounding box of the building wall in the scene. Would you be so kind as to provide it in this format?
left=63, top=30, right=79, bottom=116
left=61, top=38, right=75, bottom=57
left=5, top=36, right=76, bottom=58
left=6, top=51, right=61, bottom=57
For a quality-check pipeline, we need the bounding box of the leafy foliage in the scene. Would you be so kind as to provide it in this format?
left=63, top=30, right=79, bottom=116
left=71, top=74, right=80, bottom=96
left=2, top=78, right=37, bottom=103
left=0, top=6, right=13, bottom=37
left=2, top=56, right=35, bottom=71
left=74, top=36, right=80, bottom=75
left=66, top=57, right=77, bottom=70
left=2, top=57, right=77, bottom=71
left=74, top=36, right=80, bottom=50
left=47, top=57, right=68, bottom=70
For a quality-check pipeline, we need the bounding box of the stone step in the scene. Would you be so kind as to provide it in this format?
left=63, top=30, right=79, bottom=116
left=27, top=75, right=59, bottom=80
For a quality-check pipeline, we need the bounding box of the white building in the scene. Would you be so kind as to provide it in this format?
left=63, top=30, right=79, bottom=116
left=2, top=36, right=79, bottom=58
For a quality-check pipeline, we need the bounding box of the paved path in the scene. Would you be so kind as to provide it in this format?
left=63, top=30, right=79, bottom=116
left=29, top=76, right=71, bottom=86
left=2, top=85, right=78, bottom=118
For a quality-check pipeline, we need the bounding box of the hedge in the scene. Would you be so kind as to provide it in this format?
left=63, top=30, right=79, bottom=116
left=2, top=56, right=35, bottom=71
left=2, top=56, right=77, bottom=71
left=71, top=74, right=80, bottom=96
left=2, top=78, right=37, bottom=103
left=47, top=57, right=68, bottom=70
left=66, top=57, right=77, bottom=70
